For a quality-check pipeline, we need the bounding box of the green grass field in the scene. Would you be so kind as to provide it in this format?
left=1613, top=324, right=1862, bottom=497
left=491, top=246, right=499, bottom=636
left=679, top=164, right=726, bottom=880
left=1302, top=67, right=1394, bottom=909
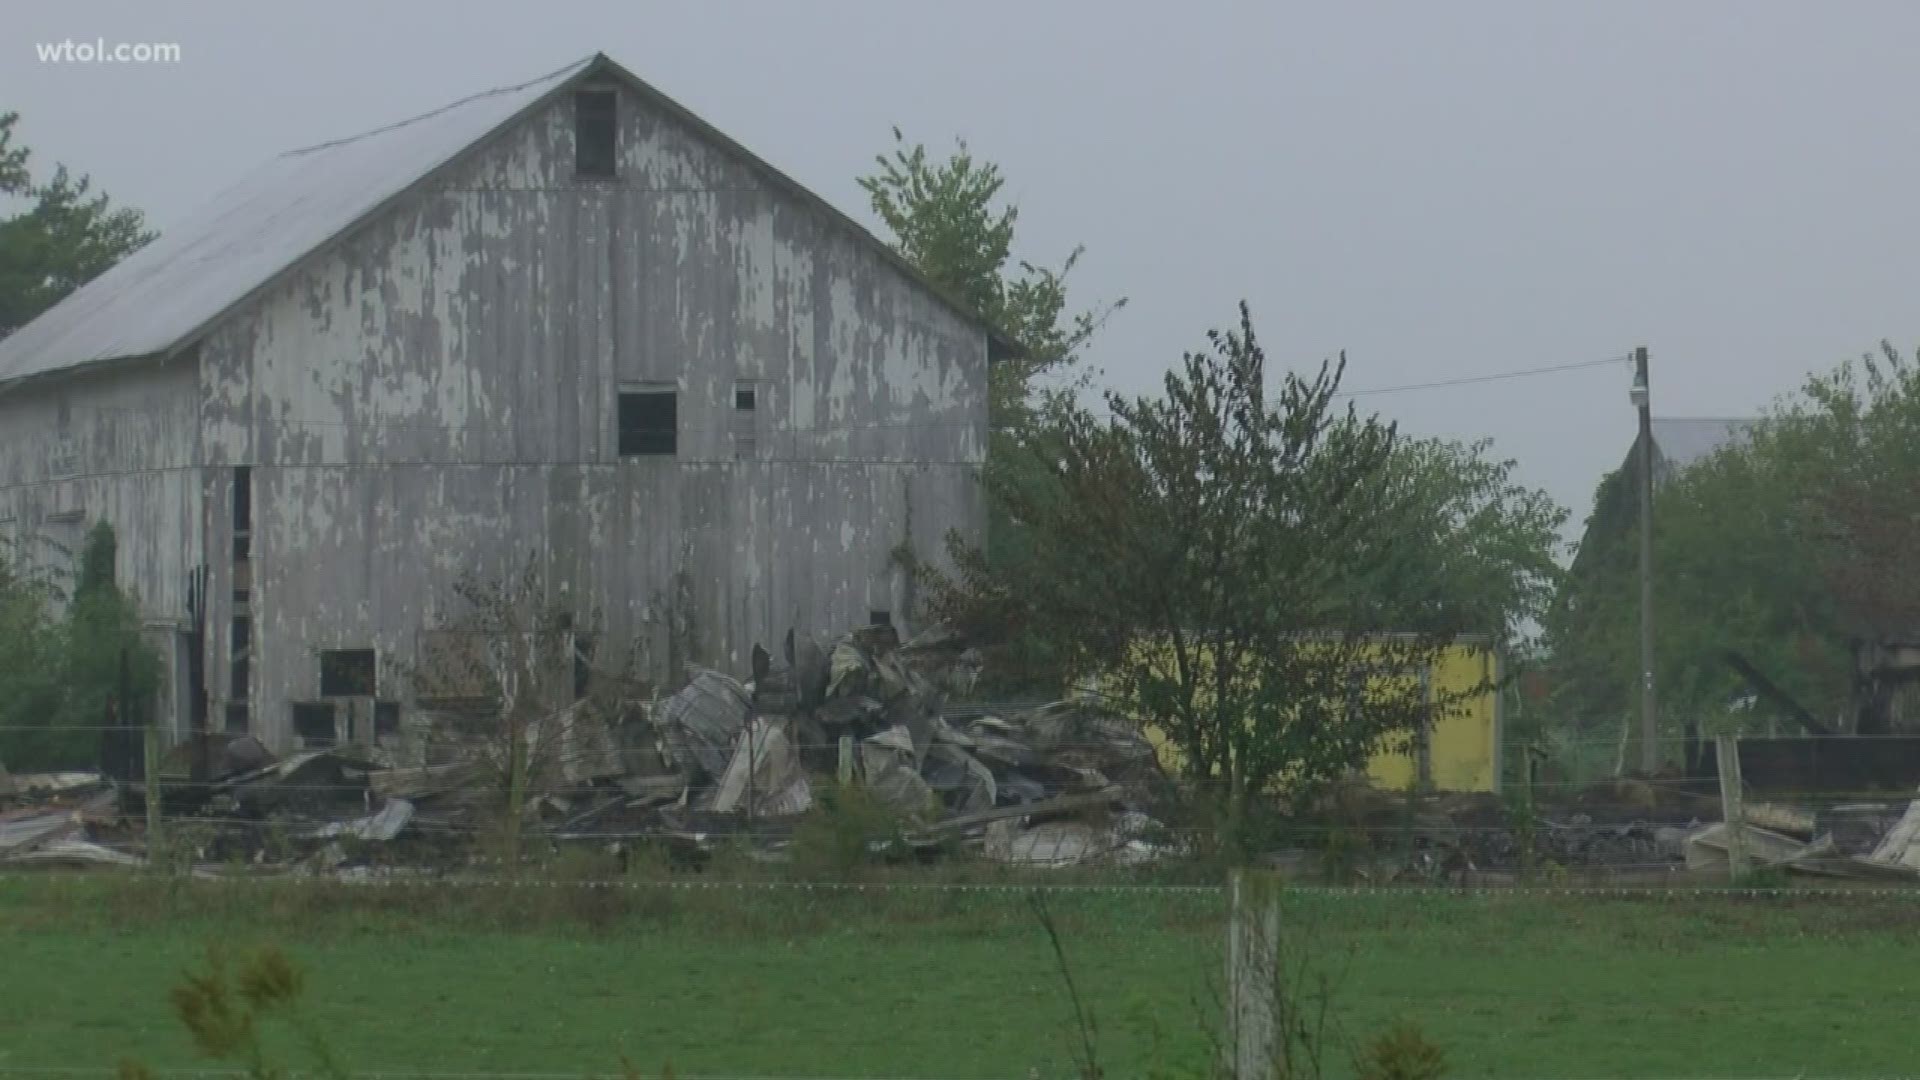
left=3, top=875, right=1919, bottom=1078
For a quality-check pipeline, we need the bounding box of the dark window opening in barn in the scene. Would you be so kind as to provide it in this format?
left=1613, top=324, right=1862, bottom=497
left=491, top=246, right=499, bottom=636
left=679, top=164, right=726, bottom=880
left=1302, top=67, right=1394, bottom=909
left=232, top=557, right=252, bottom=604
left=735, top=385, right=756, bottom=411
left=232, top=466, right=253, bottom=596
left=869, top=610, right=891, bottom=629
left=375, top=701, right=401, bottom=738
left=229, top=616, right=251, bottom=699
left=292, top=702, right=336, bottom=748
left=319, top=648, right=377, bottom=696
left=618, top=390, right=677, bottom=456
left=232, top=466, right=252, bottom=533
left=224, top=702, right=249, bottom=733
left=574, top=90, right=617, bottom=178
left=573, top=635, right=596, bottom=700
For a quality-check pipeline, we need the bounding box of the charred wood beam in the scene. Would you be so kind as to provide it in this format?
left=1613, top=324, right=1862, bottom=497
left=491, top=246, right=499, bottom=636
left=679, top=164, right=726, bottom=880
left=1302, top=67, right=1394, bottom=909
left=1720, top=650, right=1833, bottom=737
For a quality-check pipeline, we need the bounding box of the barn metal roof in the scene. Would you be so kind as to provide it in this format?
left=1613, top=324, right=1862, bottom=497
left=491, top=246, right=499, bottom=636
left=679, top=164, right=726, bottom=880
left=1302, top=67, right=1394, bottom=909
left=1651, top=417, right=1757, bottom=472
left=0, top=53, right=1013, bottom=388
left=0, top=58, right=592, bottom=386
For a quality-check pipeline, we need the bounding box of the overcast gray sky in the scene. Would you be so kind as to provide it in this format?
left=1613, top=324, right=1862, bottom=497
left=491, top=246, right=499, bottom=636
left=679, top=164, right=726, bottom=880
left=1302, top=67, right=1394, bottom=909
left=9, top=1, right=1920, bottom=549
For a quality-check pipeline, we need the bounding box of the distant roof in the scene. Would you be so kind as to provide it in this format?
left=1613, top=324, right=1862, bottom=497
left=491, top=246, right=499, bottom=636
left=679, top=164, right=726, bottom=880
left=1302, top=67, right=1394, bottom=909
left=1651, top=417, right=1757, bottom=473
left=0, top=53, right=1012, bottom=388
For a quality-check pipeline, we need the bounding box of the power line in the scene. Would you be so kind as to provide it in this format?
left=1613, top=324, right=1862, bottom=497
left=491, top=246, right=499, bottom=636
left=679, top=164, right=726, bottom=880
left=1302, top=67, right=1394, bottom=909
left=1063, top=353, right=1630, bottom=420
left=0, top=354, right=1629, bottom=500
left=1333, top=354, right=1630, bottom=399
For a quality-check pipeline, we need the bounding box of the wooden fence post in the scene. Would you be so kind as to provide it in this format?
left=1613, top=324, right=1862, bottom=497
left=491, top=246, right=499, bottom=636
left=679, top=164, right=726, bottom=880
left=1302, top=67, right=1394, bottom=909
left=1226, top=870, right=1281, bottom=1080
left=1716, top=734, right=1747, bottom=880
left=131, top=646, right=163, bottom=873
left=837, top=735, right=854, bottom=785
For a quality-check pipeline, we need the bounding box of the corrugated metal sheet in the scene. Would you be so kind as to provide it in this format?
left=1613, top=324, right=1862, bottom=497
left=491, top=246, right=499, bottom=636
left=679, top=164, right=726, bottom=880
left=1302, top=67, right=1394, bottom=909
left=0, top=58, right=592, bottom=384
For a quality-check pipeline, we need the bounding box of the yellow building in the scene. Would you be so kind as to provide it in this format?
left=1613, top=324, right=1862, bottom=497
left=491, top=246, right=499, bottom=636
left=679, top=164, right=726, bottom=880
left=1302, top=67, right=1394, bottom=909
left=1362, top=638, right=1503, bottom=793
left=1099, top=635, right=1504, bottom=794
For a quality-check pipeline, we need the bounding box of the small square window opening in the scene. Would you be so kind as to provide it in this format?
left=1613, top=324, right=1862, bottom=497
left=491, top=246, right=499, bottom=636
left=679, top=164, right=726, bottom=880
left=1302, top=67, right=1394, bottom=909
left=319, top=648, right=377, bottom=696
left=618, top=390, right=677, bottom=456
left=292, top=702, right=336, bottom=748
left=734, top=385, right=756, bottom=411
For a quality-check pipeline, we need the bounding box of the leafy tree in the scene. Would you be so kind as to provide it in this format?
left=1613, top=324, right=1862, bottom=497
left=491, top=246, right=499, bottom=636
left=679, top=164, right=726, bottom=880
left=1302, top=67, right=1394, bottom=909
left=0, top=542, right=61, bottom=770
left=862, top=132, right=1561, bottom=701
left=119, top=945, right=348, bottom=1080
left=1356, top=436, right=1567, bottom=641
left=64, top=522, right=164, bottom=743
left=921, top=303, right=1472, bottom=853
left=1777, top=344, right=1920, bottom=734
left=861, top=129, right=1124, bottom=691
left=0, top=111, right=154, bottom=338
left=859, top=127, right=1124, bottom=426
left=0, top=113, right=27, bottom=194
left=1546, top=343, right=1920, bottom=767
left=412, top=555, right=643, bottom=873
left=0, top=521, right=162, bottom=771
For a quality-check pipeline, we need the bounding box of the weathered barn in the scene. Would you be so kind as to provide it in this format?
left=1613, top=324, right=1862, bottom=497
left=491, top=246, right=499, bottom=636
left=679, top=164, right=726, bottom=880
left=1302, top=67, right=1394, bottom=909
left=0, top=54, right=1003, bottom=752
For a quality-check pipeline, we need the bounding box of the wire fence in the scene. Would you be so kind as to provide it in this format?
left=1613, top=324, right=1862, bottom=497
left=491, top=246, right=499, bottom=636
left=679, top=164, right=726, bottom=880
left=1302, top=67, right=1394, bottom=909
left=16, top=726, right=1920, bottom=892
left=11, top=768, right=1897, bottom=802
left=7, top=870, right=1920, bottom=900
left=3, top=1070, right=1907, bottom=1079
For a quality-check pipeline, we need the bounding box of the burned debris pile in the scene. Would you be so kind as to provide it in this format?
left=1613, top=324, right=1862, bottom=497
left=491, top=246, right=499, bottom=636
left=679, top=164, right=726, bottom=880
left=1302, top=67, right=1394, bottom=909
left=1675, top=796, right=1920, bottom=880
left=0, top=623, right=1170, bottom=873
left=24, top=619, right=1920, bottom=885
left=1337, top=775, right=1920, bottom=883
left=0, top=771, right=134, bottom=868
left=584, top=623, right=1168, bottom=865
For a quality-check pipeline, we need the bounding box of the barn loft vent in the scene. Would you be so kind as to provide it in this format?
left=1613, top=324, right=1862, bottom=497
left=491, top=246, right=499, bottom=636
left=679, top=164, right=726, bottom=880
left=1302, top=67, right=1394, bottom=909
left=734, top=384, right=756, bottom=411
left=574, top=89, right=617, bottom=179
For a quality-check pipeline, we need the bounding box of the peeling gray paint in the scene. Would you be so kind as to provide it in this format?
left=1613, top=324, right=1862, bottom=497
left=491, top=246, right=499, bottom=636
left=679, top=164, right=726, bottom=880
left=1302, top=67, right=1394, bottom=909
left=0, top=357, right=203, bottom=622
left=0, top=80, right=987, bottom=751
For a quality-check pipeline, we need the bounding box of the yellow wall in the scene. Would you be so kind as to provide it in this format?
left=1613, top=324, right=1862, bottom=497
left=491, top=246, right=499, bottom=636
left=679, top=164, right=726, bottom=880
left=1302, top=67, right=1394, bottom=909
left=1110, top=638, right=1501, bottom=794
left=1362, top=643, right=1500, bottom=793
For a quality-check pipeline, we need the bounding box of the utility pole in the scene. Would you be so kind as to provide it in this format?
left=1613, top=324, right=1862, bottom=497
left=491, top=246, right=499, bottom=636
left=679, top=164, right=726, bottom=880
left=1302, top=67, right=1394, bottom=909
left=1630, top=346, right=1659, bottom=775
